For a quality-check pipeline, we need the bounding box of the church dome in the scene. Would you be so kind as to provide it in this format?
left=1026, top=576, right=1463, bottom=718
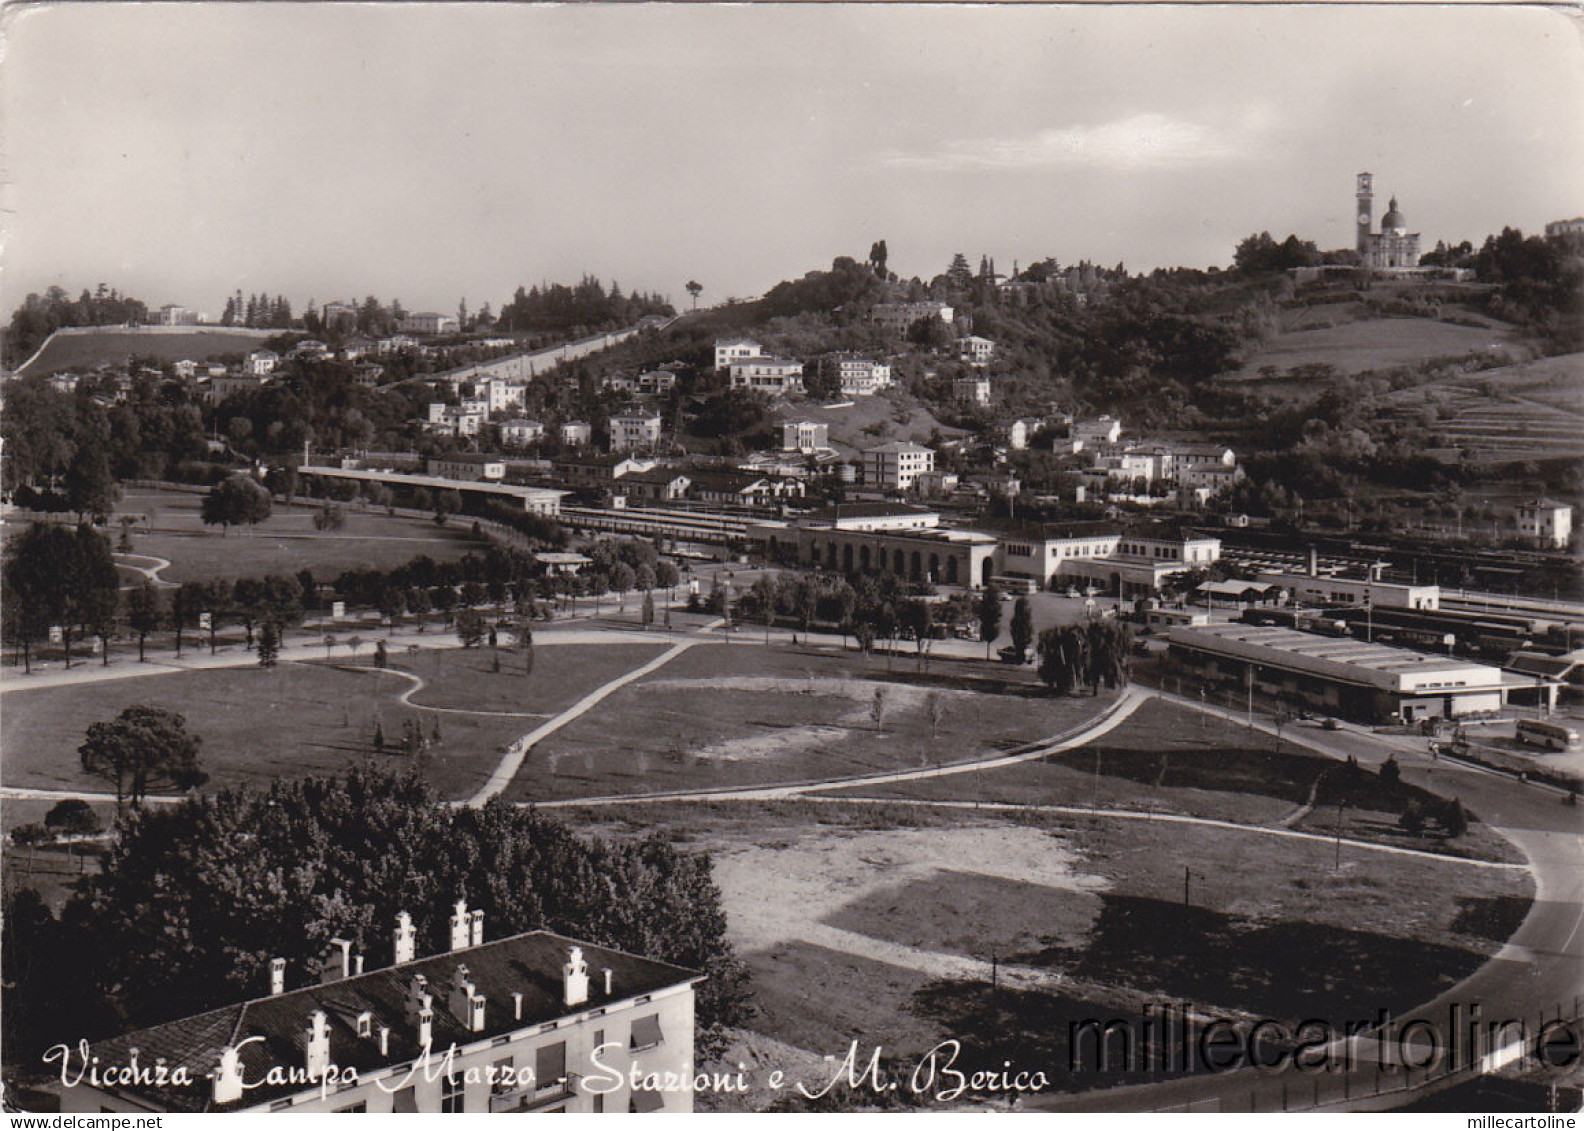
left=1381, top=197, right=1407, bottom=232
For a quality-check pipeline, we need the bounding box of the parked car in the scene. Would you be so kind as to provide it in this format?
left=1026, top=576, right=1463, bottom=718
left=998, top=645, right=1028, bottom=665
left=1321, top=717, right=1339, bottom=731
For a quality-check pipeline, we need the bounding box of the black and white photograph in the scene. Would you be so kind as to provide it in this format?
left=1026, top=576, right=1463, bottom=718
left=1, top=1, right=1581, bottom=1118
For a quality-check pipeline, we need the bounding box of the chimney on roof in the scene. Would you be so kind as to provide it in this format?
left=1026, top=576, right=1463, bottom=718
left=1309, top=547, right=1319, bottom=578
left=269, top=957, right=286, bottom=996
left=449, top=899, right=471, bottom=951
left=564, top=946, right=590, bottom=1008
left=512, top=992, right=524, bottom=1022
left=603, top=968, right=612, bottom=996
left=319, top=938, right=354, bottom=984
left=470, top=908, right=485, bottom=948
left=213, top=1044, right=245, bottom=1105
left=448, top=964, right=487, bottom=1033
left=405, top=973, right=431, bottom=1026
left=306, top=1010, right=331, bottom=1081
left=418, top=1003, right=434, bottom=1050
left=378, top=1026, right=390, bottom=1057
left=394, top=911, right=416, bottom=965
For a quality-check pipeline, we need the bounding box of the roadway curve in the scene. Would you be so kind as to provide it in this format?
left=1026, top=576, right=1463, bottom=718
left=1024, top=697, right=1583, bottom=1113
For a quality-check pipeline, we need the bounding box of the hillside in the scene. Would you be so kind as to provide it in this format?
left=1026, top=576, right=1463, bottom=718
left=1236, top=315, right=1519, bottom=381
left=769, top=389, right=963, bottom=460
left=1375, top=350, right=1584, bottom=466
left=13, top=325, right=278, bottom=377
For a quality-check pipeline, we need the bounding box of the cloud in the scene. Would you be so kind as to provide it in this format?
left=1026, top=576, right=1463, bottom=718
left=879, top=112, right=1258, bottom=173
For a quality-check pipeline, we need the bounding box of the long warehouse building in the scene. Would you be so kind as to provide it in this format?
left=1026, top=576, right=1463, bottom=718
left=1166, top=622, right=1554, bottom=724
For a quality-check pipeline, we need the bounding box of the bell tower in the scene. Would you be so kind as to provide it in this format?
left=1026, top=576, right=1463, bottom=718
left=1355, top=172, right=1374, bottom=255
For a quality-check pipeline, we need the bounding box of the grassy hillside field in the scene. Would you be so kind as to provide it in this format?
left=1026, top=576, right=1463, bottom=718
left=14, top=326, right=278, bottom=377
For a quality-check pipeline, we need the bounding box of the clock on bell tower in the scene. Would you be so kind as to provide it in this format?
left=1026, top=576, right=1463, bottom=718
left=1355, top=172, right=1374, bottom=254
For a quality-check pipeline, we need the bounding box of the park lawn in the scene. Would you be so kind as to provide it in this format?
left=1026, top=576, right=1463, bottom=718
left=505, top=644, right=1113, bottom=804
left=112, top=489, right=485, bottom=584
left=556, top=802, right=1532, bottom=1096
left=824, top=698, right=1519, bottom=863
left=0, top=661, right=526, bottom=800
left=1237, top=316, right=1515, bottom=379
left=382, top=640, right=670, bottom=716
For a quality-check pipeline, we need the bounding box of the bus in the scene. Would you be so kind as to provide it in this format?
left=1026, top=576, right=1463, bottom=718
left=1516, top=718, right=1583, bottom=752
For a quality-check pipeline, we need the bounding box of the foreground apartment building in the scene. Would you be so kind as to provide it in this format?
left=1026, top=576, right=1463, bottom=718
left=59, top=902, right=701, bottom=1114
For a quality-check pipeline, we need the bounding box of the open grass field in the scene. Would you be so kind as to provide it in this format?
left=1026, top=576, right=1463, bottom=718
left=110, top=488, right=487, bottom=583
left=14, top=326, right=278, bottom=377
left=505, top=642, right=1115, bottom=803
left=0, top=643, right=662, bottom=800
left=1237, top=316, right=1517, bottom=380
left=557, top=800, right=1533, bottom=1099
left=823, top=698, right=1520, bottom=863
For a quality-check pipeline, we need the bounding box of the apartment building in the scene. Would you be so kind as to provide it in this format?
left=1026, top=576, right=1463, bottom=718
left=728, top=357, right=804, bottom=395
left=608, top=410, right=663, bottom=453
left=60, top=902, right=701, bottom=1115
left=861, top=441, right=935, bottom=491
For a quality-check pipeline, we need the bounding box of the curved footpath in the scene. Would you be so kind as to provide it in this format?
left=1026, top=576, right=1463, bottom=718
left=3, top=625, right=1575, bottom=1113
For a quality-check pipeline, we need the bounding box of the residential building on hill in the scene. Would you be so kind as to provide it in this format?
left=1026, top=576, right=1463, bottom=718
left=608, top=410, right=663, bottom=453
left=781, top=421, right=829, bottom=453
left=1514, top=498, right=1572, bottom=549
left=714, top=338, right=762, bottom=371
left=862, top=441, right=935, bottom=491
left=728, top=357, right=804, bottom=395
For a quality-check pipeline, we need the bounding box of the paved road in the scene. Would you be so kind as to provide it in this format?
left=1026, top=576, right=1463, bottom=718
left=1024, top=697, right=1584, bottom=1113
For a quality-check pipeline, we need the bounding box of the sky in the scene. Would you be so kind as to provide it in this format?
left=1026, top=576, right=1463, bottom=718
left=3, top=3, right=1582, bottom=319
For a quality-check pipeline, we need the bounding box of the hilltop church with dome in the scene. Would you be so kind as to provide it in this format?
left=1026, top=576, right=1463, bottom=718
left=1355, top=172, right=1421, bottom=269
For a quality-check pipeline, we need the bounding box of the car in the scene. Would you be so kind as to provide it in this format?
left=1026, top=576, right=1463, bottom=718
left=997, top=645, right=1028, bottom=665
left=1320, top=717, right=1339, bottom=731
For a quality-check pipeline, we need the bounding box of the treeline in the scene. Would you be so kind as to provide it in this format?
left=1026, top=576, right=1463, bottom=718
left=219, top=291, right=293, bottom=329
left=3, top=284, right=151, bottom=367
left=1, top=373, right=206, bottom=499
left=1, top=770, right=751, bottom=1064
left=496, top=276, right=672, bottom=335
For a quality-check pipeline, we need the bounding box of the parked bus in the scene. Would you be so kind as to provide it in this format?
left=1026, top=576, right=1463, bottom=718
left=1516, top=718, right=1583, bottom=752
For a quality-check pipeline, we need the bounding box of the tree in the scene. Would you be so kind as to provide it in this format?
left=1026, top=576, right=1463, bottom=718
left=313, top=500, right=346, bottom=532
left=201, top=475, right=272, bottom=535
left=64, top=444, right=120, bottom=521
left=655, top=559, right=681, bottom=596
left=516, top=621, right=536, bottom=677
left=1441, top=797, right=1469, bottom=839
left=870, top=686, right=887, bottom=730
left=3, top=522, right=119, bottom=670
left=433, top=489, right=462, bottom=527
left=1379, top=756, right=1401, bottom=791
left=78, top=705, right=206, bottom=808
left=642, top=590, right=655, bottom=630
left=1036, top=626, right=1078, bottom=695
left=45, top=798, right=101, bottom=836
left=686, top=280, right=703, bottom=310
left=924, top=691, right=945, bottom=741
left=1009, top=597, right=1034, bottom=662
left=456, top=608, right=486, bottom=648
left=978, top=587, right=1003, bottom=660
left=28, top=771, right=748, bottom=1052
left=257, top=621, right=280, bottom=668
left=899, top=599, right=934, bottom=668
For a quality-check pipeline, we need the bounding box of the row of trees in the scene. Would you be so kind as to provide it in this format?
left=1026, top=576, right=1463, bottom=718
left=1035, top=619, right=1133, bottom=695
left=2, top=770, right=752, bottom=1062
left=2, top=283, right=150, bottom=368
left=495, top=276, right=673, bottom=335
